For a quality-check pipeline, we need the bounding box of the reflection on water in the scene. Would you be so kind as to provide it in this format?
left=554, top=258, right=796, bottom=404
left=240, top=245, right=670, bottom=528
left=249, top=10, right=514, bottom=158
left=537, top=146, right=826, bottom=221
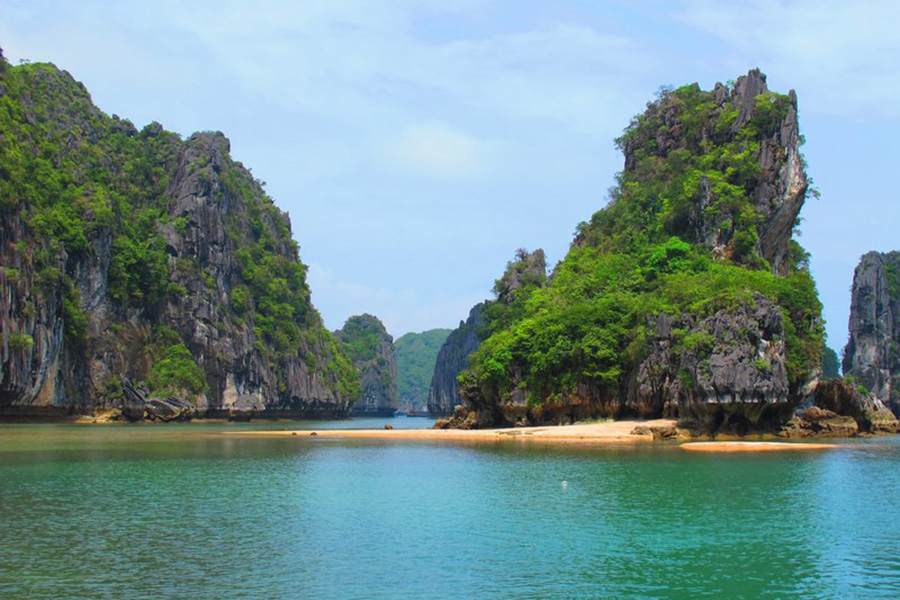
left=1, top=423, right=899, bottom=600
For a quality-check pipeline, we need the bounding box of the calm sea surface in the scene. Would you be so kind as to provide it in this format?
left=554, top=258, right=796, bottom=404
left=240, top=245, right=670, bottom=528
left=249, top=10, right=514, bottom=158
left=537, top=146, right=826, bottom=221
left=1, top=418, right=899, bottom=600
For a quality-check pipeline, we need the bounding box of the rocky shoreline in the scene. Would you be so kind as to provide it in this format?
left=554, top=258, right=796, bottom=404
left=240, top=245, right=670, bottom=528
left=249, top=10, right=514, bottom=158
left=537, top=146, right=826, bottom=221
left=431, top=377, right=900, bottom=440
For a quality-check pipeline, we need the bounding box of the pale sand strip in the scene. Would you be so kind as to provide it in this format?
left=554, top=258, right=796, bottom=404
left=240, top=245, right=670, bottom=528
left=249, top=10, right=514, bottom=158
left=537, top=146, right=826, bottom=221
left=681, top=441, right=840, bottom=452
left=228, top=419, right=678, bottom=443
left=229, top=421, right=848, bottom=449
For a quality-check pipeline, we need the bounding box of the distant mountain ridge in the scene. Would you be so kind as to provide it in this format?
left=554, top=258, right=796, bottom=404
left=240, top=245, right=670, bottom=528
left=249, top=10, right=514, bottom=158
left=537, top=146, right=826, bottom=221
left=394, top=328, right=451, bottom=414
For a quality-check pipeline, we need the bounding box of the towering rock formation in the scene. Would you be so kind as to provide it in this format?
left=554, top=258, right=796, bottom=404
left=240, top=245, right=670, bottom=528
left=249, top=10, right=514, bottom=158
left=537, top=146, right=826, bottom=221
left=446, top=71, right=824, bottom=433
left=843, top=251, right=900, bottom=413
left=0, top=53, right=358, bottom=420
left=582, top=69, right=807, bottom=277
left=335, top=315, right=398, bottom=417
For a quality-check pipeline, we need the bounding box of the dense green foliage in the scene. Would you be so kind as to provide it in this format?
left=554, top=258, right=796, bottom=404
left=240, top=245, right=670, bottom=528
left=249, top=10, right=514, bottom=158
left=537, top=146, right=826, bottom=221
left=464, top=81, right=823, bottom=408
left=884, top=254, right=900, bottom=301
left=336, top=315, right=388, bottom=364
left=395, top=329, right=452, bottom=407
left=2, top=69, right=174, bottom=272
left=0, top=62, right=182, bottom=337
left=148, top=345, right=208, bottom=397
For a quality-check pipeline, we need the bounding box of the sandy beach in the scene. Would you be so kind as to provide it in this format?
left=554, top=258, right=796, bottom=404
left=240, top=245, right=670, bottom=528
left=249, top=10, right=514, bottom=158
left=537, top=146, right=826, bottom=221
left=229, top=420, right=848, bottom=450
left=680, top=441, right=840, bottom=452
left=230, top=419, right=677, bottom=443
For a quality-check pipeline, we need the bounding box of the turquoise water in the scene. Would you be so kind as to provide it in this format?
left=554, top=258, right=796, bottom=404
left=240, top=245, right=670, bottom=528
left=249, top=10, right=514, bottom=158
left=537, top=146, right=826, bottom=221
left=1, top=421, right=899, bottom=599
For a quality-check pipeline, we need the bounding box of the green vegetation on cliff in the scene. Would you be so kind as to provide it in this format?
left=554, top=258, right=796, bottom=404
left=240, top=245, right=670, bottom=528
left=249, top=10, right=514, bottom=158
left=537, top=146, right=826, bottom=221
left=335, top=315, right=396, bottom=412
left=0, top=54, right=358, bottom=406
left=462, top=78, right=823, bottom=411
left=0, top=62, right=182, bottom=334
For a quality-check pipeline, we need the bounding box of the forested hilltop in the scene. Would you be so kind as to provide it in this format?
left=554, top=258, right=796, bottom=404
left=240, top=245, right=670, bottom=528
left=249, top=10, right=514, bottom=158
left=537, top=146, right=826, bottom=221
left=443, top=70, right=827, bottom=434
left=0, top=49, right=358, bottom=420
left=395, top=328, right=451, bottom=414
left=335, top=315, right=397, bottom=417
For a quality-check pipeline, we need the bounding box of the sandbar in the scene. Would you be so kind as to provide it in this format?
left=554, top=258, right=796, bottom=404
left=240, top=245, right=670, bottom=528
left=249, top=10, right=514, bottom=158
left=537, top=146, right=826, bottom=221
left=229, top=419, right=679, bottom=444
left=680, top=441, right=840, bottom=452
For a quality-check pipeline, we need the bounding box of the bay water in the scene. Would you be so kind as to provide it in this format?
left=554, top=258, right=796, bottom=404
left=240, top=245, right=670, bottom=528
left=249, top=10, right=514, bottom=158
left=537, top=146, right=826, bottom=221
left=1, top=419, right=899, bottom=599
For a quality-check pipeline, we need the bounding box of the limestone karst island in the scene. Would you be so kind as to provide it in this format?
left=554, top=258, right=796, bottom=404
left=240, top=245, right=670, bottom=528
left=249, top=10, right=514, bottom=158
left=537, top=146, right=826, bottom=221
left=2, top=4, right=899, bottom=599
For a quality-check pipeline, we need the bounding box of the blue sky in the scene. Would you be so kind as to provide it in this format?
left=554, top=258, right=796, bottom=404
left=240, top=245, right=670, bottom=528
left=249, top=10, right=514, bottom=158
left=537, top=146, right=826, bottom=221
left=1, top=1, right=898, bottom=355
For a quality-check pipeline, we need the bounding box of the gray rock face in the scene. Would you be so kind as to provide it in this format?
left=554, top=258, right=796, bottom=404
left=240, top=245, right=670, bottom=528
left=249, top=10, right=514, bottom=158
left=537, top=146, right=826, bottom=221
left=813, top=378, right=898, bottom=433
left=0, top=59, right=354, bottom=420
left=0, top=204, right=69, bottom=416
left=335, top=315, right=398, bottom=417
left=843, top=251, right=900, bottom=413
left=427, top=304, right=486, bottom=416
left=625, top=293, right=793, bottom=432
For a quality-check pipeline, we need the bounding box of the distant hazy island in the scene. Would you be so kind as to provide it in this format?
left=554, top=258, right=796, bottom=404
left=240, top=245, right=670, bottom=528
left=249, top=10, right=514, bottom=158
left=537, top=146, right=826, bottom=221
left=0, top=47, right=898, bottom=439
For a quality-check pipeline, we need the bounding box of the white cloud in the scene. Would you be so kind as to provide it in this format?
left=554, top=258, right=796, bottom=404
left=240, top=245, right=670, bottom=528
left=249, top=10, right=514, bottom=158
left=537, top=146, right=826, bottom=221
left=418, top=24, right=649, bottom=133
left=9, top=0, right=894, bottom=342
left=144, top=1, right=649, bottom=135
left=390, top=122, right=486, bottom=178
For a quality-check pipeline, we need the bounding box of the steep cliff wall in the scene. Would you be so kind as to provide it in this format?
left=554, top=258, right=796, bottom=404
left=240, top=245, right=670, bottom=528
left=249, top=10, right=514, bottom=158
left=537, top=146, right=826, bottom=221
left=335, top=314, right=397, bottom=417
left=450, top=71, right=824, bottom=433
left=0, top=53, right=358, bottom=420
left=428, top=304, right=485, bottom=416
left=843, top=251, right=900, bottom=413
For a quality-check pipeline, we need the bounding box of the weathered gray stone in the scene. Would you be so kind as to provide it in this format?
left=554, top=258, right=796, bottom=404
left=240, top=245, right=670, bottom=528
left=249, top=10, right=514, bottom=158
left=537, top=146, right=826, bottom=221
left=815, top=377, right=899, bottom=433
left=843, top=251, right=900, bottom=414
left=620, top=69, right=808, bottom=276
left=428, top=303, right=487, bottom=417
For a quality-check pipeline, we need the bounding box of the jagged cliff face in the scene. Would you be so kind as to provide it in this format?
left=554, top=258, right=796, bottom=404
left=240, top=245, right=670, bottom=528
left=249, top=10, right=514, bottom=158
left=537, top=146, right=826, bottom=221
left=428, top=304, right=485, bottom=416
left=449, top=71, right=823, bottom=433
left=335, top=314, right=397, bottom=417
left=0, top=54, right=358, bottom=420
left=624, top=294, right=793, bottom=429
left=613, top=69, right=807, bottom=276
left=843, top=251, right=900, bottom=413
